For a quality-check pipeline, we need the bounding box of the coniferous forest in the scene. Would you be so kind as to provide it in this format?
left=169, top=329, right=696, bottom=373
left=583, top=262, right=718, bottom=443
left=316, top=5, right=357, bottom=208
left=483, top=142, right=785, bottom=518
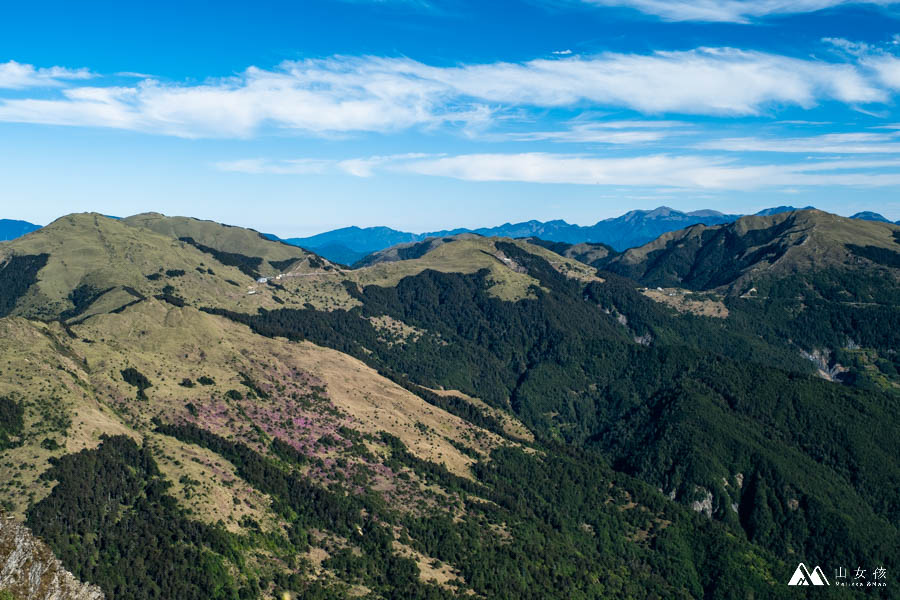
left=1, top=209, right=898, bottom=599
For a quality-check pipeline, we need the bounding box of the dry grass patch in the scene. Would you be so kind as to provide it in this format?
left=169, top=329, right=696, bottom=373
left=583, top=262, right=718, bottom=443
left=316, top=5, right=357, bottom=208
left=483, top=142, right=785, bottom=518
left=641, top=287, right=729, bottom=318
left=287, top=342, right=507, bottom=478
left=148, top=432, right=275, bottom=534
left=427, top=388, right=534, bottom=442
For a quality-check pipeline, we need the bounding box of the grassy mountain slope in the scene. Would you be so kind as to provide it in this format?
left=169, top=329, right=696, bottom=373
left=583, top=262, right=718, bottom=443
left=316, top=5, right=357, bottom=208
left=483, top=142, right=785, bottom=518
left=602, top=209, right=899, bottom=292
left=521, top=237, right=619, bottom=266
left=1, top=211, right=896, bottom=598
left=0, top=304, right=792, bottom=599
left=594, top=209, right=900, bottom=387
left=122, top=212, right=330, bottom=274
left=205, top=234, right=899, bottom=587
left=0, top=213, right=345, bottom=322
left=276, top=233, right=600, bottom=308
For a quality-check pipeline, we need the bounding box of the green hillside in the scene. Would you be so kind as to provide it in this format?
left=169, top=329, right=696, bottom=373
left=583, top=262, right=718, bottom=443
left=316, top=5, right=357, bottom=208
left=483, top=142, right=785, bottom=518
left=122, top=212, right=331, bottom=275
left=601, top=209, right=899, bottom=292
left=0, top=211, right=896, bottom=599
left=0, top=213, right=345, bottom=322
left=594, top=209, right=900, bottom=385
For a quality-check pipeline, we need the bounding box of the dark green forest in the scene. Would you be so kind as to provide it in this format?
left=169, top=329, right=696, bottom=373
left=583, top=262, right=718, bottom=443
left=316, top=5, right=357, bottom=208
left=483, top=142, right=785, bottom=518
left=0, top=253, right=48, bottom=317
left=27, top=424, right=801, bottom=599
left=179, top=237, right=264, bottom=278
left=0, top=396, right=23, bottom=450
left=204, top=242, right=900, bottom=580
left=26, top=436, right=244, bottom=599
left=4, top=215, right=899, bottom=599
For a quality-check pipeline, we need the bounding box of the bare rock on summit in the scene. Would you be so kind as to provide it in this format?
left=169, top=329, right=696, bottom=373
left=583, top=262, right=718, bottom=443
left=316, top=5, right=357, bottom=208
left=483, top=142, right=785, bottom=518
left=0, top=515, right=103, bottom=600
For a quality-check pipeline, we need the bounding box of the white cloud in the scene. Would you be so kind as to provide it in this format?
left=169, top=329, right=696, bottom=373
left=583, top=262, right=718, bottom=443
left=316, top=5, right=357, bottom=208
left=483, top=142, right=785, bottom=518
left=522, top=129, right=668, bottom=143
left=822, top=37, right=875, bottom=56
left=823, top=36, right=900, bottom=90
left=213, top=150, right=900, bottom=189
left=0, top=49, right=891, bottom=137
left=0, top=60, right=93, bottom=89
left=410, top=48, right=882, bottom=112
left=337, top=153, right=434, bottom=176
left=116, top=71, right=155, bottom=79
left=511, top=119, right=688, bottom=143
left=580, top=0, right=899, bottom=23
left=215, top=158, right=332, bottom=174
left=393, top=152, right=900, bottom=188
left=214, top=153, right=435, bottom=176
left=864, top=54, right=900, bottom=89
left=698, top=132, right=900, bottom=153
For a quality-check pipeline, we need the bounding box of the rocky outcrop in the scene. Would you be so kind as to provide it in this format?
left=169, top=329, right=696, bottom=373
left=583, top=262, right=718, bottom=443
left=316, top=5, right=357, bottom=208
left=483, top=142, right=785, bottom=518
left=0, top=515, right=103, bottom=600
left=690, top=487, right=714, bottom=518
left=800, top=349, right=849, bottom=382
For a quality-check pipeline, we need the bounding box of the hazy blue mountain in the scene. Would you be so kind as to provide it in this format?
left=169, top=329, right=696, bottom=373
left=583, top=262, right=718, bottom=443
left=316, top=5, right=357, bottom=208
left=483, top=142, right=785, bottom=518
left=281, top=226, right=419, bottom=253
left=850, top=211, right=891, bottom=222
left=576, top=206, right=739, bottom=249
left=274, top=205, right=829, bottom=263
left=422, top=208, right=741, bottom=249
left=0, top=219, right=41, bottom=241
left=753, top=205, right=815, bottom=216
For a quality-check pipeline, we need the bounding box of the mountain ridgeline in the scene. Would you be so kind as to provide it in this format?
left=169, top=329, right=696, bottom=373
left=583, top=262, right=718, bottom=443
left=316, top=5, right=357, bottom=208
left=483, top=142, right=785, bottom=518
left=0, top=209, right=897, bottom=599
left=276, top=206, right=743, bottom=264
left=272, top=204, right=899, bottom=265
left=0, top=219, right=41, bottom=242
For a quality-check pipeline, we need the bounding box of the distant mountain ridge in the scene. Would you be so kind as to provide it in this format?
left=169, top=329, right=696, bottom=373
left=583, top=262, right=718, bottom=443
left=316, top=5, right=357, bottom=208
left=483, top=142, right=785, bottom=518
left=277, top=205, right=899, bottom=264
left=850, top=210, right=892, bottom=223
left=276, top=206, right=743, bottom=262
left=6, top=206, right=899, bottom=261
left=0, top=219, right=41, bottom=241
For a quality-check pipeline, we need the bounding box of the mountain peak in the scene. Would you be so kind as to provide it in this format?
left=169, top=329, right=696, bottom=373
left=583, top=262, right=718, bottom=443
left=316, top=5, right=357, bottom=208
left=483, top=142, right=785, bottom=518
left=604, top=209, right=899, bottom=292
left=754, top=205, right=815, bottom=216
left=644, top=206, right=680, bottom=218
left=850, top=211, right=891, bottom=223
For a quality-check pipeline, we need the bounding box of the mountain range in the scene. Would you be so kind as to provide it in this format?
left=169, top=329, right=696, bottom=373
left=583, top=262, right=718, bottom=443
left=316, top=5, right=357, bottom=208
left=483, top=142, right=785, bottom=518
left=271, top=205, right=899, bottom=265
left=0, top=209, right=898, bottom=599
left=6, top=207, right=898, bottom=266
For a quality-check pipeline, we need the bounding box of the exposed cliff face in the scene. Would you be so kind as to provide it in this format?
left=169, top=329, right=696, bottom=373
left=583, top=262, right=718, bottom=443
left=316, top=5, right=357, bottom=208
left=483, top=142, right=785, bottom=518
left=0, top=516, right=103, bottom=600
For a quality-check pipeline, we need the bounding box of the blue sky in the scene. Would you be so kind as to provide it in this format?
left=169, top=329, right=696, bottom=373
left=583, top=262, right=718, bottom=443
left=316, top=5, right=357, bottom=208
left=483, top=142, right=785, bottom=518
left=2, top=0, right=900, bottom=235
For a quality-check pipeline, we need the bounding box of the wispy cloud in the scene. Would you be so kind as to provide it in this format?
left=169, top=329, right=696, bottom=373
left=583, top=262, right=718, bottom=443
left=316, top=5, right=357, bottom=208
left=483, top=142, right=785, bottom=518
left=336, top=153, right=434, bottom=176
left=215, top=158, right=332, bottom=174
left=0, top=60, right=93, bottom=90
left=697, top=132, right=900, bottom=153
left=511, top=119, right=688, bottom=143
left=579, top=0, right=900, bottom=23
left=0, top=48, right=892, bottom=137
left=823, top=36, right=900, bottom=91
left=214, top=153, right=436, bottom=177
left=214, top=151, right=900, bottom=189
left=396, top=152, right=900, bottom=188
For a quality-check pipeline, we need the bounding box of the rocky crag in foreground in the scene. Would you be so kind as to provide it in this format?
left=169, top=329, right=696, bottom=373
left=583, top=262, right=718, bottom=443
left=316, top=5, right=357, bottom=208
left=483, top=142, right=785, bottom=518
left=0, top=515, right=103, bottom=600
